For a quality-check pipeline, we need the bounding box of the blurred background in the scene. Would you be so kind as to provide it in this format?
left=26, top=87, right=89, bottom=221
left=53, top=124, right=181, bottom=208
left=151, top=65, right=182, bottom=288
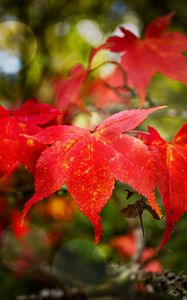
left=0, top=0, right=187, bottom=299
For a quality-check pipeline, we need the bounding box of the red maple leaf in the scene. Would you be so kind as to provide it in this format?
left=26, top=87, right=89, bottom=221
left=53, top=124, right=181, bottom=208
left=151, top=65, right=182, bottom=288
left=54, top=64, right=88, bottom=113
left=21, top=107, right=163, bottom=243
left=0, top=99, right=58, bottom=176
left=91, top=13, right=187, bottom=105
left=140, top=124, right=187, bottom=250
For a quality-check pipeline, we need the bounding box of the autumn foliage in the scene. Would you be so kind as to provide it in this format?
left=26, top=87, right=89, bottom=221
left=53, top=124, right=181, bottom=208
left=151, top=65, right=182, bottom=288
left=91, top=12, right=187, bottom=105
left=1, top=13, right=187, bottom=252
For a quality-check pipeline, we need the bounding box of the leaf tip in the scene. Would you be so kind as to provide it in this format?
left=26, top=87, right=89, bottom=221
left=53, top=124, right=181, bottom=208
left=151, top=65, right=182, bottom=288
left=158, top=105, right=167, bottom=109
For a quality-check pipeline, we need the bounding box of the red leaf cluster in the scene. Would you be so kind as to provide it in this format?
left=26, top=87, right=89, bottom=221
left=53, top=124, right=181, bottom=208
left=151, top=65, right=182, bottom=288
left=90, top=13, right=187, bottom=105
left=21, top=107, right=163, bottom=243
left=0, top=13, right=187, bottom=252
left=0, top=99, right=58, bottom=175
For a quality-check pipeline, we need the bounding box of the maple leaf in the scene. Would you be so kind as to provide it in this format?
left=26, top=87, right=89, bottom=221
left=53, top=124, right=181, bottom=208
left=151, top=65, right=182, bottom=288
left=22, top=107, right=163, bottom=243
left=0, top=99, right=58, bottom=176
left=54, top=64, right=88, bottom=113
left=90, top=13, right=187, bottom=105
left=140, top=125, right=187, bottom=250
